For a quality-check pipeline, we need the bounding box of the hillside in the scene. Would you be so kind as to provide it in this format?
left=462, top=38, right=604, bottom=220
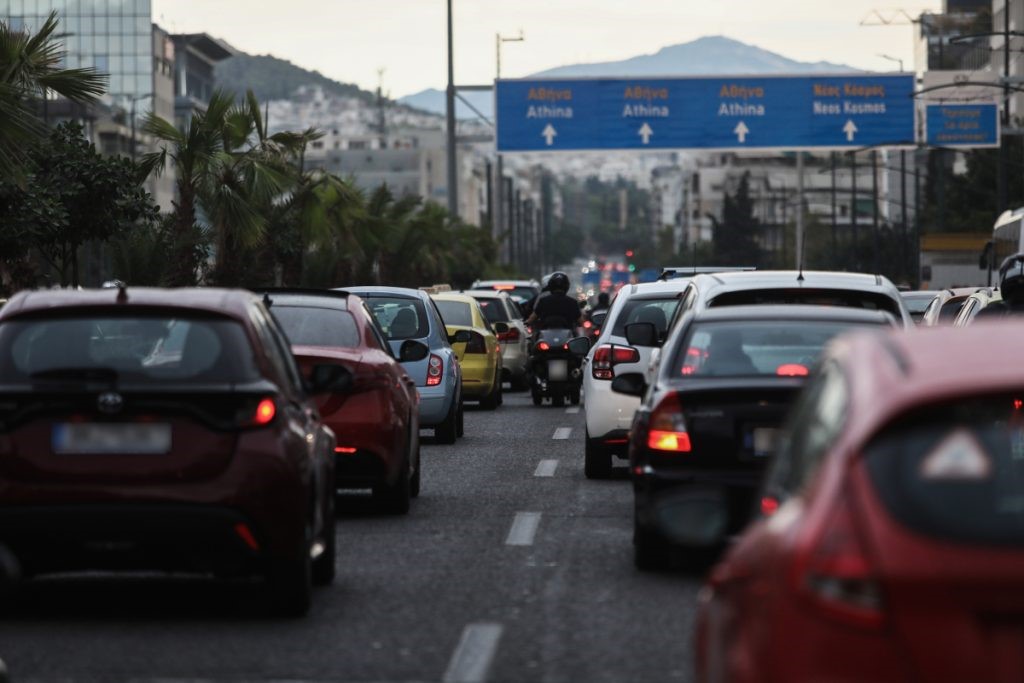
left=214, top=52, right=377, bottom=104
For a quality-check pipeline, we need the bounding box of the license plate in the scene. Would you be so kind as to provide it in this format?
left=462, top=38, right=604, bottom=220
left=752, top=428, right=778, bottom=457
left=548, top=359, right=569, bottom=381
left=52, top=423, right=172, bottom=455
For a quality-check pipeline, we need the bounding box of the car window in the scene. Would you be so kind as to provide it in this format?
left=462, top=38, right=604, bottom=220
left=476, top=298, right=509, bottom=323
left=0, top=315, right=259, bottom=385
left=955, top=299, right=979, bottom=325
left=365, top=297, right=430, bottom=340
left=922, top=297, right=941, bottom=322
left=253, top=306, right=305, bottom=396
left=939, top=297, right=966, bottom=320
left=709, top=288, right=902, bottom=320
left=361, top=303, right=391, bottom=354
left=865, top=393, right=1024, bottom=547
left=272, top=305, right=360, bottom=348
left=611, top=297, right=680, bottom=337
left=434, top=300, right=474, bottom=327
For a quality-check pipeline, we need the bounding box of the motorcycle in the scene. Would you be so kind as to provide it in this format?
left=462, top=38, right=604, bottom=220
left=529, top=322, right=591, bottom=407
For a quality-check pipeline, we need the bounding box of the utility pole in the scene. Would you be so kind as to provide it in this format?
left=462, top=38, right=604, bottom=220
left=900, top=150, right=909, bottom=281
left=872, top=150, right=880, bottom=273
left=495, top=31, right=524, bottom=267
left=795, top=152, right=805, bottom=271
left=830, top=152, right=838, bottom=268
left=445, top=0, right=458, bottom=217
left=999, top=0, right=1010, bottom=214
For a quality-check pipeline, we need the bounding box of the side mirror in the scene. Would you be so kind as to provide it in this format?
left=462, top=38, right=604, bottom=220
left=625, top=322, right=659, bottom=347
left=494, top=322, right=509, bottom=334
left=611, top=372, right=646, bottom=397
left=308, top=363, right=353, bottom=395
left=567, top=336, right=591, bottom=356
left=980, top=240, right=993, bottom=270
left=399, top=339, right=430, bottom=363
left=449, top=329, right=472, bottom=344
left=591, top=311, right=608, bottom=328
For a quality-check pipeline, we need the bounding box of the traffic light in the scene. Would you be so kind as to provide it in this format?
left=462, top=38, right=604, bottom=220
left=625, top=250, right=634, bottom=258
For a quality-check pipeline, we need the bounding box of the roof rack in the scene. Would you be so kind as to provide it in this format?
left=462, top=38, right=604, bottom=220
left=657, top=266, right=756, bottom=281
left=251, top=287, right=350, bottom=301
left=420, top=284, right=453, bottom=294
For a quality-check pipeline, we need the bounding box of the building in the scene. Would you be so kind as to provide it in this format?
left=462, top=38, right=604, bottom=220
left=171, top=33, right=234, bottom=128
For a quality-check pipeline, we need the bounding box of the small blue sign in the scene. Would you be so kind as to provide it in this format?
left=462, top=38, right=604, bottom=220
left=925, top=103, right=999, bottom=148
left=496, top=74, right=915, bottom=152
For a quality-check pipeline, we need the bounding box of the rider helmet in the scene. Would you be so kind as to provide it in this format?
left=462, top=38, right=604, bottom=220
left=547, top=271, right=570, bottom=294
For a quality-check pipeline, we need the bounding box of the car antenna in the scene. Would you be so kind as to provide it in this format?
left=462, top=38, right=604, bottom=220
left=263, top=292, right=273, bottom=308
left=116, top=283, right=128, bottom=303
left=797, top=234, right=806, bottom=283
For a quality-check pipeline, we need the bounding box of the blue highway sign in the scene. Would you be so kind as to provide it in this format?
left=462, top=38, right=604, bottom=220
left=925, top=103, right=999, bottom=148
left=495, top=74, right=915, bottom=152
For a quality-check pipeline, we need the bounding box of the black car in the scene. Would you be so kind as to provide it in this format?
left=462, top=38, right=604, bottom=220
left=612, top=305, right=897, bottom=570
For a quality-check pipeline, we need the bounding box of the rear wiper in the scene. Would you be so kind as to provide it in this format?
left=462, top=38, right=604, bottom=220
left=29, top=367, right=119, bottom=386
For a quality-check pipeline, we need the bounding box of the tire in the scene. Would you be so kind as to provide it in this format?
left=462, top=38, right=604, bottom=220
left=410, top=426, right=421, bottom=498
left=584, top=432, right=613, bottom=479
left=374, top=458, right=411, bottom=515
left=634, top=523, right=671, bottom=571
left=267, top=530, right=313, bottom=617
left=312, top=500, right=336, bottom=586
left=570, top=388, right=581, bottom=405
left=552, top=393, right=565, bottom=408
left=456, top=400, right=465, bottom=437
left=531, top=387, right=543, bottom=406
left=435, top=395, right=458, bottom=444
left=480, top=374, right=501, bottom=410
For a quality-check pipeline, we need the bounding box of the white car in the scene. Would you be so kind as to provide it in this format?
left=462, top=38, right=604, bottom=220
left=582, top=281, right=690, bottom=478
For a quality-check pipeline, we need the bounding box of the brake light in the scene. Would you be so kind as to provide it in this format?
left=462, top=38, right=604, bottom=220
left=592, top=343, right=640, bottom=380
left=793, top=493, right=884, bottom=629
left=583, top=320, right=592, bottom=329
left=761, top=496, right=780, bottom=516
left=426, top=354, right=444, bottom=386
left=777, top=363, right=809, bottom=377
left=234, top=523, right=260, bottom=551
left=537, top=341, right=551, bottom=352
left=465, top=331, right=487, bottom=354
left=251, top=398, right=277, bottom=426
left=498, top=328, right=521, bottom=343
left=334, top=446, right=357, bottom=454
left=646, top=392, right=691, bottom=452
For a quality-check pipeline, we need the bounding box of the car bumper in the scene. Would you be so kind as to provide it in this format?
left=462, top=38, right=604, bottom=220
left=460, top=355, right=499, bottom=398
left=584, top=374, right=640, bottom=444
left=418, top=384, right=454, bottom=426
left=501, top=345, right=528, bottom=379
left=633, top=467, right=762, bottom=541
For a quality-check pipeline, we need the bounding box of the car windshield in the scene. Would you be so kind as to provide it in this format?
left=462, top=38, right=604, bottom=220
left=364, top=297, right=429, bottom=340
left=865, top=394, right=1024, bottom=547
left=709, top=288, right=904, bottom=320
left=272, top=306, right=360, bottom=348
left=476, top=298, right=509, bottom=323
left=0, top=316, right=259, bottom=384
left=434, top=300, right=474, bottom=327
left=673, top=319, right=880, bottom=378
left=611, top=297, right=680, bottom=337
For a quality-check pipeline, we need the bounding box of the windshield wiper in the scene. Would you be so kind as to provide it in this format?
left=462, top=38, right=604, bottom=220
left=29, top=367, right=119, bottom=386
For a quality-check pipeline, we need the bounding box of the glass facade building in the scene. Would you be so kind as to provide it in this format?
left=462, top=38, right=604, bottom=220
left=0, top=0, right=154, bottom=108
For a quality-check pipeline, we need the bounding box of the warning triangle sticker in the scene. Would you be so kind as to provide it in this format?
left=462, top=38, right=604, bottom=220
left=920, top=429, right=992, bottom=481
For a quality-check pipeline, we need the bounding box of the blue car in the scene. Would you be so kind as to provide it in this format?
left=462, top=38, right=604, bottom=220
left=341, top=286, right=463, bottom=444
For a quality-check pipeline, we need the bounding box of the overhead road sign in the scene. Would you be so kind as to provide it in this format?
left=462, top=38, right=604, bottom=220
left=495, top=73, right=915, bottom=152
left=925, top=103, right=999, bottom=148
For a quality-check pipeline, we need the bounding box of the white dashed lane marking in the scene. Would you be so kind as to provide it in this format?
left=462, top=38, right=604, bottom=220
left=505, top=512, right=542, bottom=546
left=442, top=623, right=504, bottom=683
left=565, top=406, right=580, bottom=414
left=552, top=427, right=573, bottom=440
left=534, top=459, right=558, bottom=477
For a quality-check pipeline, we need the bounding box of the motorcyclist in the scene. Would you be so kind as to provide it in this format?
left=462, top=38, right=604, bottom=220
left=588, top=292, right=610, bottom=321
left=979, top=253, right=1024, bottom=317
left=527, top=271, right=582, bottom=331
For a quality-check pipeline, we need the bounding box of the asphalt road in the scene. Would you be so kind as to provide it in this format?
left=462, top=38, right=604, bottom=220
left=0, top=390, right=704, bottom=683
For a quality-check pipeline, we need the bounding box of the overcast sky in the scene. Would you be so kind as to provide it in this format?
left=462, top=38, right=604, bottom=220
left=152, top=1, right=941, bottom=98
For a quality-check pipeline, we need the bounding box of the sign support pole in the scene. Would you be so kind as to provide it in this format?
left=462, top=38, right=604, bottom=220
left=796, top=152, right=805, bottom=271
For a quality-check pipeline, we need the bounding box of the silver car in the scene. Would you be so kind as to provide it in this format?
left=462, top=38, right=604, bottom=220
left=465, top=290, right=530, bottom=389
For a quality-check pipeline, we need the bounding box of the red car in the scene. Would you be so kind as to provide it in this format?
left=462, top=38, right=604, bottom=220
left=0, top=288, right=340, bottom=616
left=263, top=290, right=426, bottom=514
left=696, top=322, right=1024, bottom=682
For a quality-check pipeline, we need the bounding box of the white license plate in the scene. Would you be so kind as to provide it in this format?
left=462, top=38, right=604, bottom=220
left=52, top=423, right=172, bottom=455
left=753, top=428, right=779, bottom=457
left=548, top=360, right=569, bottom=381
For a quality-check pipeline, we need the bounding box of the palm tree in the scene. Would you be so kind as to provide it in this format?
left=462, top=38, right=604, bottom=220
left=0, top=12, right=106, bottom=182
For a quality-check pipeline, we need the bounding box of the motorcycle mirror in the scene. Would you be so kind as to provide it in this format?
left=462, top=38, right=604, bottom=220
left=625, top=322, right=659, bottom=347
left=611, top=372, right=646, bottom=397
left=567, top=336, right=591, bottom=356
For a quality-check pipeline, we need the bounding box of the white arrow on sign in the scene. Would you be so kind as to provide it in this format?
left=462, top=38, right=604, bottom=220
left=542, top=124, right=557, bottom=146
left=843, top=119, right=859, bottom=142
left=638, top=122, right=653, bottom=145
left=734, top=121, right=750, bottom=144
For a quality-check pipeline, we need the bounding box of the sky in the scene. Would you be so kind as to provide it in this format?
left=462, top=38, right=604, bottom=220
left=151, top=1, right=942, bottom=98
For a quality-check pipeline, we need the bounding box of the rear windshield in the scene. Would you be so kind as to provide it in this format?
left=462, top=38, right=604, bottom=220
left=0, top=315, right=259, bottom=384
left=672, top=320, right=882, bottom=378
left=903, top=295, right=934, bottom=315
left=611, top=297, right=680, bottom=337
left=709, top=289, right=903, bottom=320
left=272, top=306, right=360, bottom=348
left=939, top=297, right=967, bottom=320
left=476, top=298, right=509, bottom=323
left=364, top=297, right=429, bottom=340
left=434, top=300, right=474, bottom=327
left=865, top=395, right=1024, bottom=547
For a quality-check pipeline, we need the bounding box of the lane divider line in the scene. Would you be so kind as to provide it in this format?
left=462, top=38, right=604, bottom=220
left=534, top=459, right=558, bottom=477
left=505, top=512, right=542, bottom=546
left=565, top=406, right=581, bottom=414
left=442, top=622, right=504, bottom=683
left=552, top=427, right=573, bottom=440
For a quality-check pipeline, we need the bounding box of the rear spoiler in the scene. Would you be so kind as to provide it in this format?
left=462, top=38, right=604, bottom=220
left=657, top=266, right=756, bottom=281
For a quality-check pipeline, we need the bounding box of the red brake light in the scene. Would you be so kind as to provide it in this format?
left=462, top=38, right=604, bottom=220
left=793, top=493, right=884, bottom=629
left=537, top=341, right=551, bottom=352
left=426, top=354, right=444, bottom=386
left=253, top=398, right=276, bottom=426
left=334, top=446, right=357, bottom=454
left=646, top=393, right=691, bottom=452
left=760, top=496, right=780, bottom=516
left=498, top=328, right=520, bottom=342
left=592, top=343, right=641, bottom=380
left=233, top=523, right=260, bottom=551
left=583, top=320, right=593, bottom=329
left=777, top=363, right=809, bottom=377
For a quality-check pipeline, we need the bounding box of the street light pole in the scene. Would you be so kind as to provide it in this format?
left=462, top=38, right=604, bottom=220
left=445, top=0, right=458, bottom=217
left=495, top=31, right=524, bottom=267
left=878, top=53, right=905, bottom=72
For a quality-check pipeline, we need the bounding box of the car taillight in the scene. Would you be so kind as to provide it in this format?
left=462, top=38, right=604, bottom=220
left=583, top=320, right=592, bottom=329
left=536, top=341, right=551, bottom=352
left=777, top=363, right=809, bottom=377
left=498, top=328, right=520, bottom=342
left=646, top=392, right=691, bottom=452
left=591, top=343, right=641, bottom=380
left=465, top=331, right=488, bottom=354
left=426, top=354, right=444, bottom=386
left=237, top=396, right=277, bottom=428
left=793, top=493, right=884, bottom=629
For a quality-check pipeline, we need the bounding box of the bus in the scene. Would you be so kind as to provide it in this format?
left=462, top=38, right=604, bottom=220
left=982, top=207, right=1024, bottom=285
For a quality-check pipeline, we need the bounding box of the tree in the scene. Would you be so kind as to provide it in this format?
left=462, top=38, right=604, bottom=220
left=0, top=12, right=106, bottom=183
left=0, top=122, right=158, bottom=288
left=712, top=172, right=763, bottom=266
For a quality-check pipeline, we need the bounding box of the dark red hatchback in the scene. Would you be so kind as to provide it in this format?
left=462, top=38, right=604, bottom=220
left=0, top=288, right=340, bottom=616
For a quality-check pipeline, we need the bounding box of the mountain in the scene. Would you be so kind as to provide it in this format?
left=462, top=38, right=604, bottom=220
left=398, top=36, right=857, bottom=119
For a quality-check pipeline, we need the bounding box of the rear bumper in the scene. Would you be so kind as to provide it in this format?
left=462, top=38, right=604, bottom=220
left=501, top=345, right=528, bottom=379
left=334, top=449, right=390, bottom=488
left=460, top=356, right=499, bottom=398
left=418, top=384, right=454, bottom=425
left=583, top=373, right=640, bottom=440
left=633, top=467, right=763, bottom=539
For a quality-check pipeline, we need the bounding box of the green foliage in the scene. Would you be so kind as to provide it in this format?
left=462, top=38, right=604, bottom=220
left=559, top=175, right=654, bottom=260
left=712, top=172, right=764, bottom=267
left=214, top=53, right=376, bottom=105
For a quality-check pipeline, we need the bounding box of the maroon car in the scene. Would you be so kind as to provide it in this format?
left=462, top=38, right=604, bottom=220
left=261, top=290, right=426, bottom=514
left=0, top=287, right=340, bottom=616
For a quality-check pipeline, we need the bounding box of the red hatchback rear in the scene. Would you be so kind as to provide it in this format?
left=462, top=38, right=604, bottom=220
left=0, top=288, right=338, bottom=616
left=697, top=323, right=1024, bottom=683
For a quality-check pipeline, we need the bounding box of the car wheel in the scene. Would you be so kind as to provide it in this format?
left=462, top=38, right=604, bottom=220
left=374, top=458, right=411, bottom=515
left=410, top=427, right=421, bottom=498
left=267, top=528, right=313, bottom=617
left=584, top=431, right=612, bottom=479
left=480, top=376, right=500, bottom=410
left=570, top=388, right=581, bottom=405
left=456, top=400, right=465, bottom=437
left=531, top=387, right=543, bottom=406
left=634, top=522, right=670, bottom=571
left=435, top=396, right=458, bottom=444
left=312, top=499, right=336, bottom=586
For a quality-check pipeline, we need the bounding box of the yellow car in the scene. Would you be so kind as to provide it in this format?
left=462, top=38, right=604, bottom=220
left=430, top=292, right=504, bottom=409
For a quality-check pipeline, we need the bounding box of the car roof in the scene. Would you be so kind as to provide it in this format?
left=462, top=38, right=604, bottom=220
left=833, top=323, right=1024, bottom=446
left=463, top=289, right=508, bottom=300
left=472, top=280, right=538, bottom=288
left=689, top=304, right=897, bottom=325
left=1, top=287, right=256, bottom=320
left=615, top=280, right=692, bottom=299
left=341, top=286, right=426, bottom=300
left=692, top=270, right=896, bottom=293
left=257, top=289, right=351, bottom=311
left=431, top=292, right=479, bottom=305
